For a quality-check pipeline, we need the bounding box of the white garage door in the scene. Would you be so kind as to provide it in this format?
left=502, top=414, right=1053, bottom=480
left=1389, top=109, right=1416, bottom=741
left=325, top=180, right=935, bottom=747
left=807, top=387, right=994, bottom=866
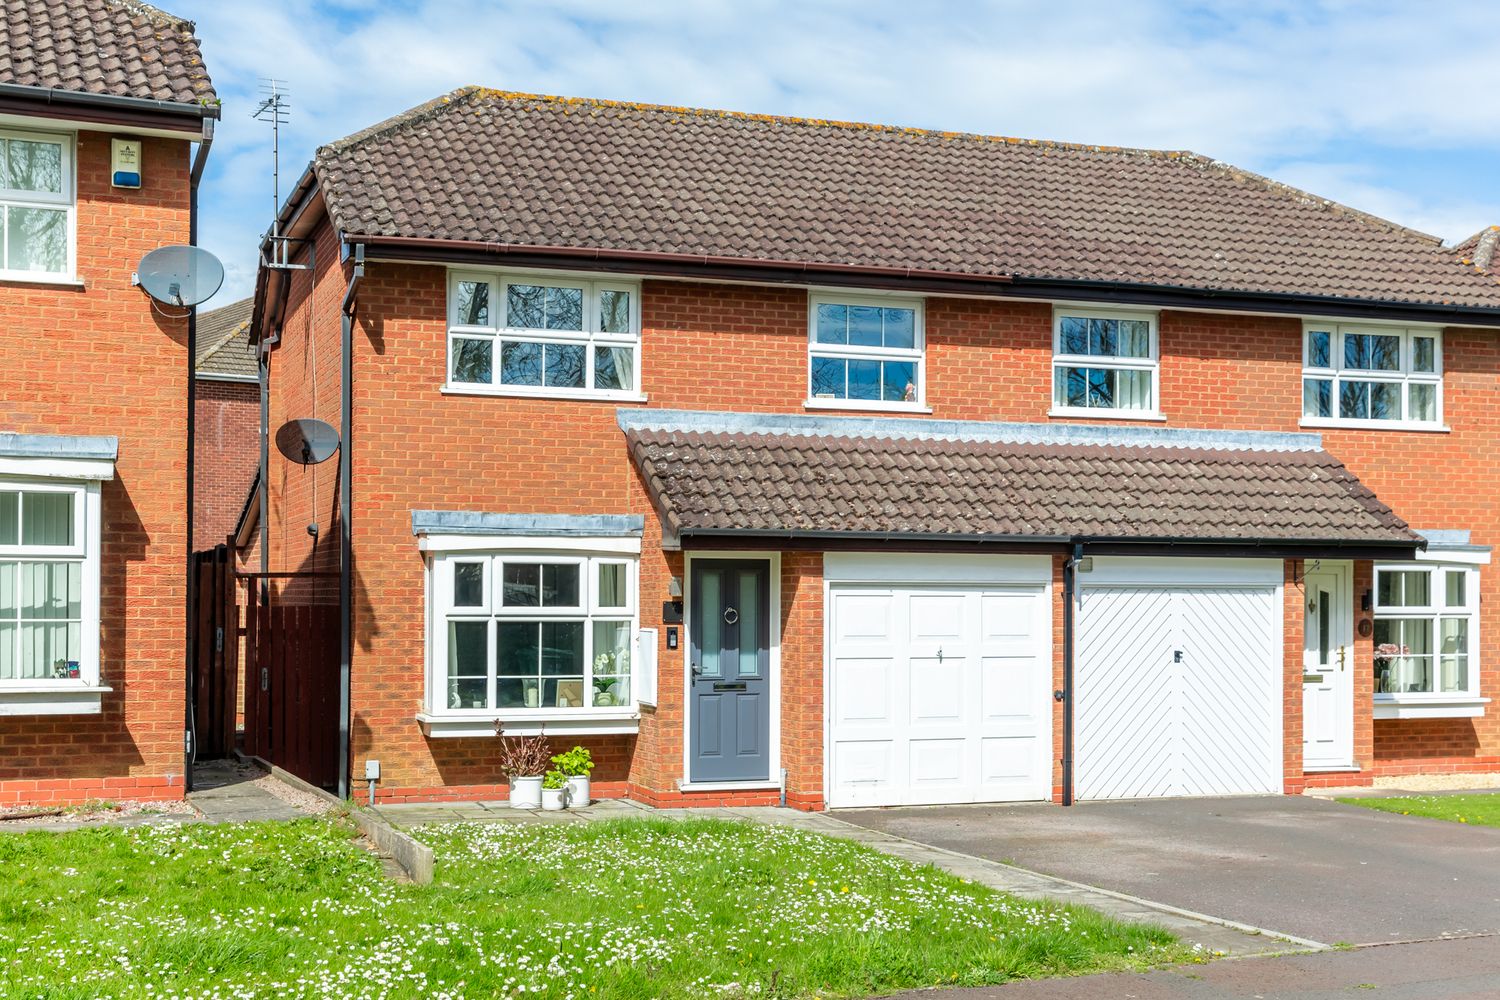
left=827, top=583, right=1051, bottom=808
left=1076, top=572, right=1282, bottom=799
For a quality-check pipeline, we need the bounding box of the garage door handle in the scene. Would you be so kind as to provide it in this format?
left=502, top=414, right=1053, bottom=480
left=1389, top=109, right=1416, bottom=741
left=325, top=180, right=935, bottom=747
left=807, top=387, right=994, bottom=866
left=1173, top=650, right=1184, bottom=663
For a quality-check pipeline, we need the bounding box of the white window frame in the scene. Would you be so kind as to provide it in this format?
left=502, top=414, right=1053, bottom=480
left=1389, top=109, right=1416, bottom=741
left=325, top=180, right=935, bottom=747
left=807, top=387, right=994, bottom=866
left=0, top=478, right=101, bottom=693
left=1049, top=307, right=1162, bottom=420
left=1373, top=560, right=1484, bottom=718
left=444, top=270, right=644, bottom=401
left=423, top=548, right=641, bottom=732
left=1301, top=323, right=1443, bottom=431
left=805, top=292, right=927, bottom=413
left=0, top=128, right=76, bottom=284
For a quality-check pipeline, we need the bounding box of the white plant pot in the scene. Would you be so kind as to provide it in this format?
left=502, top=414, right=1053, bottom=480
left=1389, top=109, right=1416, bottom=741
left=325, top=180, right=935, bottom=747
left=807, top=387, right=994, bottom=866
left=566, top=775, right=591, bottom=807
left=541, top=785, right=569, bottom=811
left=509, top=774, right=543, bottom=809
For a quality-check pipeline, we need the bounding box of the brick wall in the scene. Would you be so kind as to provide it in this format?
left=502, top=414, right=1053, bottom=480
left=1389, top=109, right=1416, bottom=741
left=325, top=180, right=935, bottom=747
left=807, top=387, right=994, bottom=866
left=192, top=377, right=258, bottom=550
left=0, top=131, right=192, bottom=805
left=261, top=241, right=1500, bottom=804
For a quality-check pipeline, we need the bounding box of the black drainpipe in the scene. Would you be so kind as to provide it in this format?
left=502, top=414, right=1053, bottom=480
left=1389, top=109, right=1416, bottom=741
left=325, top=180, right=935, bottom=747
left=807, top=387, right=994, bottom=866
left=337, top=244, right=364, bottom=801
left=183, top=117, right=215, bottom=791
left=1060, top=540, right=1082, bottom=806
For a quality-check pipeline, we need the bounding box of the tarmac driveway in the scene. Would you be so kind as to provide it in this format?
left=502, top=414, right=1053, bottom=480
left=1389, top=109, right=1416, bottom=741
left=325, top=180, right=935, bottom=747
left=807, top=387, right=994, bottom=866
left=837, top=795, right=1500, bottom=945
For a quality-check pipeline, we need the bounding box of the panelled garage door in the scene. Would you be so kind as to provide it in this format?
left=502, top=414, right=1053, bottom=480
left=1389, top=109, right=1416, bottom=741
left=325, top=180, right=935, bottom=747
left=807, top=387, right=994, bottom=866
left=827, top=583, right=1051, bottom=808
left=1076, top=575, right=1282, bottom=799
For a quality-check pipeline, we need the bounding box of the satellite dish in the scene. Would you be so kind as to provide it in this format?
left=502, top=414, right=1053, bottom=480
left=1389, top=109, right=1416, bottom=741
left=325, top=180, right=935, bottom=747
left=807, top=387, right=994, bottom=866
left=276, top=418, right=340, bottom=465
left=136, top=244, right=224, bottom=307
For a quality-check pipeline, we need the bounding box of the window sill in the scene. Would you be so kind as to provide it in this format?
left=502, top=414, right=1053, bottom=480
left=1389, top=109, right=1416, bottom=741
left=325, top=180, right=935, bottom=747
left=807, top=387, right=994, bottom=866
left=0, top=685, right=111, bottom=716
left=0, top=273, right=84, bottom=289
left=416, top=710, right=640, bottom=738
left=1049, top=408, right=1167, bottom=422
left=1300, top=419, right=1450, bottom=434
left=1373, top=696, right=1488, bottom=720
left=441, top=385, right=649, bottom=404
left=803, top=398, right=932, bottom=414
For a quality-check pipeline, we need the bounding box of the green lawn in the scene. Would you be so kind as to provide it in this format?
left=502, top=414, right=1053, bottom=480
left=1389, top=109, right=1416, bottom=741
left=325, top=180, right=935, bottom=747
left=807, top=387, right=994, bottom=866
left=1339, top=792, right=1500, bottom=828
left=0, top=817, right=1189, bottom=999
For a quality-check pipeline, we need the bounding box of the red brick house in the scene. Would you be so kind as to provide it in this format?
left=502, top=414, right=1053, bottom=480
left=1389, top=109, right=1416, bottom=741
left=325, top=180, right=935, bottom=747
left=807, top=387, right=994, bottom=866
left=252, top=88, right=1500, bottom=807
left=0, top=1, right=216, bottom=805
left=193, top=297, right=257, bottom=551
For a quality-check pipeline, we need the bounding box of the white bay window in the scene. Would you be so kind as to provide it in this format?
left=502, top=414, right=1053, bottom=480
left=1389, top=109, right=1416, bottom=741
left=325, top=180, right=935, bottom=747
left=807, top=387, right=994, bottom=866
left=427, top=547, right=640, bottom=733
left=446, top=271, right=641, bottom=398
left=1302, top=324, right=1441, bottom=428
left=1374, top=562, right=1483, bottom=717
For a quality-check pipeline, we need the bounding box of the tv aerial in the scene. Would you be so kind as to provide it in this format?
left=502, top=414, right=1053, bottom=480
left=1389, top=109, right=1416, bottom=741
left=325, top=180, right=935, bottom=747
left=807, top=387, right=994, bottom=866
left=135, top=244, right=224, bottom=308
left=275, top=418, right=340, bottom=465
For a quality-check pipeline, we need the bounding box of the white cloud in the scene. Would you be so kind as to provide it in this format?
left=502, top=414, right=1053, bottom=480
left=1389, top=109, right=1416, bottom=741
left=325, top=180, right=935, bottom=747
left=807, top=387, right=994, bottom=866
left=176, top=0, right=1500, bottom=301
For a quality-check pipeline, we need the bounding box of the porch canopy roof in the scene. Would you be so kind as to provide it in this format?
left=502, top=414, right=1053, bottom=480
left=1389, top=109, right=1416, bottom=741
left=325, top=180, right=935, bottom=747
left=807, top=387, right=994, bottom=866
left=620, top=410, right=1423, bottom=558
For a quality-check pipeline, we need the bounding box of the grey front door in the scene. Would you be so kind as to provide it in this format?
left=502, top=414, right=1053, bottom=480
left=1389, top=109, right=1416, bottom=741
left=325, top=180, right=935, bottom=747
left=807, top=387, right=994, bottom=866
left=689, top=559, right=771, bottom=782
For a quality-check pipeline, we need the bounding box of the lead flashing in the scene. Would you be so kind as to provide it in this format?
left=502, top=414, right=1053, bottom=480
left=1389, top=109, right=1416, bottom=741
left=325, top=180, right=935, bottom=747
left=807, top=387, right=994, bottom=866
left=618, top=409, right=1321, bottom=454
left=412, top=511, right=645, bottom=537
left=0, top=433, right=118, bottom=461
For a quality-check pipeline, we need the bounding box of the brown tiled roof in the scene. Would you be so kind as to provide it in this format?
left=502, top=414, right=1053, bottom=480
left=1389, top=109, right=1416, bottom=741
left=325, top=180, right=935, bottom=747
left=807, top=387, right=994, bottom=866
left=313, top=88, right=1500, bottom=311
left=623, top=413, right=1419, bottom=548
left=0, top=0, right=216, bottom=106
left=194, top=296, right=254, bottom=378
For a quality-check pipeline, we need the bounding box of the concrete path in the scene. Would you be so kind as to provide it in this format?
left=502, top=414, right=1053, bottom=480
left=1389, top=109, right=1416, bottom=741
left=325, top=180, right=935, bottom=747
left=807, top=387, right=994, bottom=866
left=376, top=799, right=1290, bottom=957
left=187, top=759, right=311, bottom=823
left=838, top=796, right=1500, bottom=945
left=894, top=937, right=1500, bottom=999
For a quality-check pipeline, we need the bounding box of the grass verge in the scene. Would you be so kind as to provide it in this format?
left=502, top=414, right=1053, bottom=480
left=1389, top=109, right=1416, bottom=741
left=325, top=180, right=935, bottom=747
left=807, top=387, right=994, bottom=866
left=1338, top=792, right=1500, bottom=828
left=0, top=816, right=1192, bottom=998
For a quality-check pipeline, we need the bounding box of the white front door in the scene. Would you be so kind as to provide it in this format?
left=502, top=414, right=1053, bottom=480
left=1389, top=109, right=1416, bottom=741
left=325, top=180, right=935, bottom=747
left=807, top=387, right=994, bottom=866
left=826, top=583, right=1051, bottom=808
left=1076, top=573, right=1282, bottom=799
left=1303, top=560, right=1353, bottom=770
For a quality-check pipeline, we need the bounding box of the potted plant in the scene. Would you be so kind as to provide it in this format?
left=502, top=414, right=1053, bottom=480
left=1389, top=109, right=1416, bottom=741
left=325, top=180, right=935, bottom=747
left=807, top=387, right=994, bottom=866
left=541, top=769, right=570, bottom=811
left=495, top=726, right=550, bottom=809
left=552, top=745, right=595, bottom=806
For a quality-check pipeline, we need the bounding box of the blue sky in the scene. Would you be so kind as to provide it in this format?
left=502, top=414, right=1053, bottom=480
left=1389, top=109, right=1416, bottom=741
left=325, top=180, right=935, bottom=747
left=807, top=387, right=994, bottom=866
left=175, top=0, right=1500, bottom=304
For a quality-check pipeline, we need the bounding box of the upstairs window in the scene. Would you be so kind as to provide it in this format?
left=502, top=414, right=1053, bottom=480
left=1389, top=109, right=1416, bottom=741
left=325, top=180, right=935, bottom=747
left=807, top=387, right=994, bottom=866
left=1051, top=310, right=1158, bottom=416
left=0, top=130, right=72, bottom=279
left=1302, top=324, right=1441, bottom=428
left=807, top=294, right=924, bottom=409
left=447, top=272, right=641, bottom=398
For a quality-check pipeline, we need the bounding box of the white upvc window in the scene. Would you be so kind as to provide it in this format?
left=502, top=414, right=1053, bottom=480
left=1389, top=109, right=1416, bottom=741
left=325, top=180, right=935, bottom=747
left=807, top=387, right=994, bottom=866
left=807, top=293, right=925, bottom=410
left=1051, top=309, right=1159, bottom=417
left=0, top=129, right=74, bottom=281
left=1302, top=324, right=1442, bottom=428
left=1373, top=564, right=1479, bottom=704
left=431, top=551, right=638, bottom=715
left=0, top=480, right=99, bottom=688
left=446, top=271, right=641, bottom=399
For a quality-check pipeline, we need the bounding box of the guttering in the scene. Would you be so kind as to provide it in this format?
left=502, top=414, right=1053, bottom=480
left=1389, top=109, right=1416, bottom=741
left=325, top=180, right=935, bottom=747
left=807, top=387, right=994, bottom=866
left=184, top=116, right=214, bottom=790
left=0, top=81, right=221, bottom=119
left=357, top=233, right=1500, bottom=328
left=336, top=243, right=365, bottom=801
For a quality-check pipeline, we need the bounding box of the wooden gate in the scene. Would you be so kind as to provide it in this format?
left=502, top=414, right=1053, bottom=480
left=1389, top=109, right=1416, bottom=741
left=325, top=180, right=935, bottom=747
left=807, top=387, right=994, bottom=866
left=190, top=545, right=240, bottom=760
left=242, top=574, right=341, bottom=790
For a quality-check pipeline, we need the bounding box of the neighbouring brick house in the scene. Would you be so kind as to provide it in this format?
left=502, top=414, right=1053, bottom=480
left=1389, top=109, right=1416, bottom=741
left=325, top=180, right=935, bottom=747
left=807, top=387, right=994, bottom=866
left=0, top=1, right=216, bottom=805
left=251, top=88, right=1500, bottom=808
left=193, top=297, right=257, bottom=551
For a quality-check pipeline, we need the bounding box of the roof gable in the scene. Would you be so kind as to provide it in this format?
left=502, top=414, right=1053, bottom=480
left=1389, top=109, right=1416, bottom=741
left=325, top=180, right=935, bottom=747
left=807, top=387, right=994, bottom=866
left=312, top=88, right=1500, bottom=312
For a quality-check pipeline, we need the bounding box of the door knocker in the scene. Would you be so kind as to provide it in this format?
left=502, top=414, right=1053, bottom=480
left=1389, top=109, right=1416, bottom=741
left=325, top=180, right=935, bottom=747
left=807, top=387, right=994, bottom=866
left=724, top=606, right=739, bottom=625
